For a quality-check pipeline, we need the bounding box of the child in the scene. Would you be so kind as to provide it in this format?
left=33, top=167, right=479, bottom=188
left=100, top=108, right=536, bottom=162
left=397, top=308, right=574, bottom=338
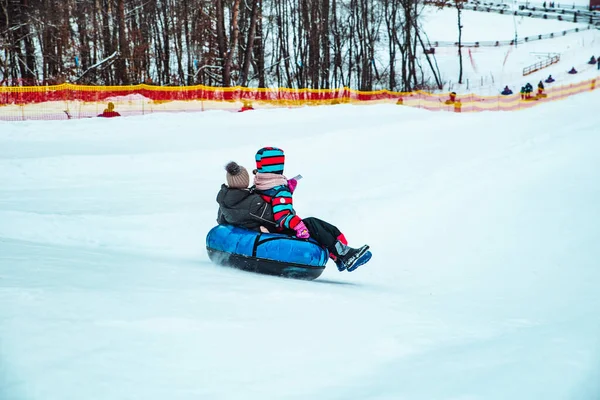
left=252, top=146, right=371, bottom=272
left=216, top=162, right=275, bottom=232
left=97, top=102, right=121, bottom=118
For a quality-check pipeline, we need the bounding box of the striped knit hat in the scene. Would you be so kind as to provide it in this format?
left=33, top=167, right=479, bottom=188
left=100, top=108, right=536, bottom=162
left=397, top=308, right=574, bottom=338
left=255, top=147, right=285, bottom=174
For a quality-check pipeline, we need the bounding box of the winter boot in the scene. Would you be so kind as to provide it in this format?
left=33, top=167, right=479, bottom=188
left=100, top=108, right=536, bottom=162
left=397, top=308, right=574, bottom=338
left=334, top=242, right=371, bottom=272
left=330, top=255, right=346, bottom=272
left=347, top=249, right=372, bottom=272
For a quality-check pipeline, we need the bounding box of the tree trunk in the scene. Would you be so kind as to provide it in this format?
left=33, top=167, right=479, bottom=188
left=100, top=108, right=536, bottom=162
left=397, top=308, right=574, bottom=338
left=239, top=0, right=259, bottom=87
left=116, top=0, right=129, bottom=84
left=321, top=0, right=330, bottom=89
left=253, top=0, right=265, bottom=88
left=161, top=0, right=171, bottom=84
left=223, top=0, right=240, bottom=86
left=457, top=5, right=463, bottom=84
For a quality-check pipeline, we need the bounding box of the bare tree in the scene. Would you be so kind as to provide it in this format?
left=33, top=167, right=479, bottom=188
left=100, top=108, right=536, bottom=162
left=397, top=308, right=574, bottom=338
left=116, top=0, right=129, bottom=84
left=0, top=0, right=446, bottom=92
left=456, top=0, right=464, bottom=84
left=239, top=0, right=260, bottom=87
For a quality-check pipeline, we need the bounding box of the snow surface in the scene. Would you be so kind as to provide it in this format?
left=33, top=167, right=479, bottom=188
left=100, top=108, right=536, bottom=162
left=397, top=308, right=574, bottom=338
left=2, top=7, right=600, bottom=400
left=422, top=7, right=589, bottom=42
left=417, top=8, right=600, bottom=93
left=1, top=88, right=600, bottom=399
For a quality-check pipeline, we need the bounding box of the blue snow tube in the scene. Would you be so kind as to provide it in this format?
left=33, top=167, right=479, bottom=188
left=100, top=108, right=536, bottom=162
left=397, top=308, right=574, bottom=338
left=206, top=224, right=328, bottom=280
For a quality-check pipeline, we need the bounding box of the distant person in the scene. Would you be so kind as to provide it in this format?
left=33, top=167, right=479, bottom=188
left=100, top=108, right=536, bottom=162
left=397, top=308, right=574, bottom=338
left=598, top=58, right=600, bottom=70
left=568, top=67, right=578, bottom=74
left=520, top=86, right=526, bottom=100
left=453, top=99, right=462, bottom=113
left=444, top=91, right=457, bottom=105
left=545, top=74, right=555, bottom=83
left=543, top=1, right=546, bottom=7
left=239, top=100, right=254, bottom=112
left=537, top=81, right=545, bottom=96
left=524, top=82, right=533, bottom=98
left=98, top=102, right=121, bottom=118
left=501, top=86, right=513, bottom=95
left=588, top=55, right=597, bottom=65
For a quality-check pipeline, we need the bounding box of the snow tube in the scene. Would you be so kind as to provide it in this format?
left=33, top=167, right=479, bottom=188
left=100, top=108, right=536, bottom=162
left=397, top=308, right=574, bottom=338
left=206, top=224, right=328, bottom=280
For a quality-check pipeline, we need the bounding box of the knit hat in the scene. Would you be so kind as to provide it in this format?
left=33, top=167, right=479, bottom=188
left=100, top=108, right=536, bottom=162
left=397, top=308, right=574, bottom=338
left=255, top=147, right=285, bottom=174
left=225, top=161, right=250, bottom=189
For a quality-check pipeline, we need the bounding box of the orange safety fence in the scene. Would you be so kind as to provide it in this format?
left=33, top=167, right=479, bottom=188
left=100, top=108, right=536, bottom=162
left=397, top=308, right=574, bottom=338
left=0, top=78, right=598, bottom=121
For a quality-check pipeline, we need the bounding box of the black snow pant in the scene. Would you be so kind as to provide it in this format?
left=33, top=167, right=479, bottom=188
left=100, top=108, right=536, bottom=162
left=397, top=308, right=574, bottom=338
left=302, top=217, right=344, bottom=256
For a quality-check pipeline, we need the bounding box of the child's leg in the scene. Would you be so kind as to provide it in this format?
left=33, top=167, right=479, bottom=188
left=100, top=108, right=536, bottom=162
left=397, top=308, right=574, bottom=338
left=303, top=217, right=371, bottom=272
left=302, top=217, right=351, bottom=271
left=301, top=217, right=345, bottom=255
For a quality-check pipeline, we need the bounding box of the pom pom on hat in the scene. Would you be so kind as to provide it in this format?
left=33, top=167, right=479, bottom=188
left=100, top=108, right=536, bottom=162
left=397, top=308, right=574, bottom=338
left=225, top=161, right=250, bottom=189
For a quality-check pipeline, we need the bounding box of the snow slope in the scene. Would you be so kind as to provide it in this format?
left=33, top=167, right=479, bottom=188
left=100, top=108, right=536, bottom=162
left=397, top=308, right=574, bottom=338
left=420, top=8, right=600, bottom=93
left=422, top=7, right=589, bottom=42
left=1, top=89, right=600, bottom=399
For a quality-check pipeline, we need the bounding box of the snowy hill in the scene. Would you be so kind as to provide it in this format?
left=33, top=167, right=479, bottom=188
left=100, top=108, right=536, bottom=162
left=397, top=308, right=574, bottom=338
left=421, top=7, right=600, bottom=93
left=1, top=88, right=600, bottom=399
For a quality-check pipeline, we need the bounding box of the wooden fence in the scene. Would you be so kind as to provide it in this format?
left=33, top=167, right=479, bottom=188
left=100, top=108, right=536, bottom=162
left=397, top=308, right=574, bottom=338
left=523, top=54, right=561, bottom=76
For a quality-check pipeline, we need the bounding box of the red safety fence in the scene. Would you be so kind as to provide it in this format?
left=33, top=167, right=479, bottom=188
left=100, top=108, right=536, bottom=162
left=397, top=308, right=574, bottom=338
left=0, top=78, right=598, bottom=121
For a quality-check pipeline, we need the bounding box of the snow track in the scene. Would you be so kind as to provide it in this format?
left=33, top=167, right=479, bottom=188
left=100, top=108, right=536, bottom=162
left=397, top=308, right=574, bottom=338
left=1, top=93, right=599, bottom=399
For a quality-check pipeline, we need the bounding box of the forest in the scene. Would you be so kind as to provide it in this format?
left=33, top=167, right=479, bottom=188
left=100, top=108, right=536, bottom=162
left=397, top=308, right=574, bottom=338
left=1, top=0, right=452, bottom=91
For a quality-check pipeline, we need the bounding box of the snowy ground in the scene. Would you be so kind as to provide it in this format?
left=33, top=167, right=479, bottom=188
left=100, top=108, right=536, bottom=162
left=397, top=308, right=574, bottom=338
left=422, top=7, right=589, bottom=42
left=1, top=87, right=600, bottom=399
left=419, top=8, right=600, bottom=93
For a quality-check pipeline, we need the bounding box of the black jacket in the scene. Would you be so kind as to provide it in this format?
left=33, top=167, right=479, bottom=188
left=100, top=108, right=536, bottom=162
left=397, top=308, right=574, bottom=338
left=216, top=185, right=276, bottom=231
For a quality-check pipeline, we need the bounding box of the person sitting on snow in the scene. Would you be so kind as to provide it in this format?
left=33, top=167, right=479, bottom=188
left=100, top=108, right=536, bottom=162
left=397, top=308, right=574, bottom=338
left=98, top=102, right=121, bottom=118
left=568, top=67, right=578, bottom=74
left=239, top=100, right=254, bottom=112
left=216, top=162, right=277, bottom=232
left=588, top=55, right=597, bottom=65
left=444, top=91, right=457, bottom=105
left=252, top=147, right=371, bottom=272
left=501, top=86, right=513, bottom=95
left=545, top=74, right=555, bottom=83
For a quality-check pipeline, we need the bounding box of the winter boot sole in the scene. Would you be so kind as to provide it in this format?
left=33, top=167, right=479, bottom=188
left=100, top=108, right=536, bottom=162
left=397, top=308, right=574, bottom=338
left=347, top=250, right=372, bottom=272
